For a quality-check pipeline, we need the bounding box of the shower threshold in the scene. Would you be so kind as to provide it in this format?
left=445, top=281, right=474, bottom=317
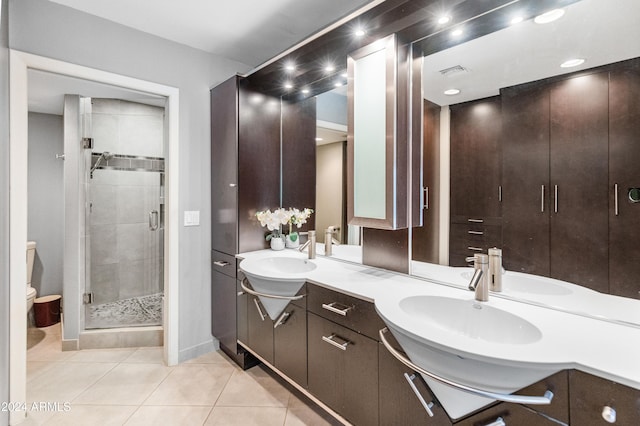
left=86, top=292, right=163, bottom=329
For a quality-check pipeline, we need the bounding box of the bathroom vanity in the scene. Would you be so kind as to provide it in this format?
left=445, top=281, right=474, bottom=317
left=234, top=249, right=640, bottom=425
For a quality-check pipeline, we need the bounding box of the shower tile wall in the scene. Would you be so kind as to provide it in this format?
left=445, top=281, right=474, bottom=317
left=88, top=99, right=164, bottom=307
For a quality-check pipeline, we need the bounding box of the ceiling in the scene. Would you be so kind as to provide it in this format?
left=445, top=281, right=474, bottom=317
left=423, top=0, right=640, bottom=105
left=47, top=0, right=378, bottom=67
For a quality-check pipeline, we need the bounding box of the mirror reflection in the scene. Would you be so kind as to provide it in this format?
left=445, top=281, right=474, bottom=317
left=411, top=0, right=640, bottom=324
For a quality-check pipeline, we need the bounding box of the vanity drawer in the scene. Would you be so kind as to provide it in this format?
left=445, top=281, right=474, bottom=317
left=212, top=250, right=237, bottom=278
left=519, top=371, right=569, bottom=424
left=569, top=370, right=640, bottom=426
left=306, top=284, right=385, bottom=341
left=456, top=402, right=558, bottom=425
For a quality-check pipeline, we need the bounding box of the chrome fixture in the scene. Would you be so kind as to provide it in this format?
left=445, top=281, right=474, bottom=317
left=324, top=226, right=340, bottom=256
left=488, top=247, right=503, bottom=292
left=468, top=253, right=489, bottom=302
left=90, top=151, right=113, bottom=178
left=299, top=230, right=316, bottom=259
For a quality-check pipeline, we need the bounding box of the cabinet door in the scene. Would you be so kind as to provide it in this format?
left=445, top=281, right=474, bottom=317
left=247, top=296, right=274, bottom=364
left=210, top=77, right=239, bottom=255
left=211, top=270, right=237, bottom=354
left=501, top=84, right=551, bottom=276
left=456, top=402, right=558, bottom=426
left=450, top=96, right=502, bottom=220
left=609, top=65, right=640, bottom=299
left=378, top=342, right=451, bottom=426
left=549, top=72, right=609, bottom=292
left=236, top=279, right=248, bottom=345
left=274, top=303, right=307, bottom=387
left=308, top=313, right=379, bottom=426
left=569, top=370, right=640, bottom=426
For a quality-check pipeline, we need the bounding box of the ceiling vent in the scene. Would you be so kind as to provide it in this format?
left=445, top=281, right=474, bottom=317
left=438, top=65, right=469, bottom=76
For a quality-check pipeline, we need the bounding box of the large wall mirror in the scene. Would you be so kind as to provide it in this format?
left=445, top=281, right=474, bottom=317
left=410, top=0, right=640, bottom=325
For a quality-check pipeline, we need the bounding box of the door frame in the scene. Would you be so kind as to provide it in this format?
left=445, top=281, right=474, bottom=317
left=9, top=50, right=180, bottom=423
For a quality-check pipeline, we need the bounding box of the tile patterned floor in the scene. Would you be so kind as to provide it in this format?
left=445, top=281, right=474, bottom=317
left=24, top=324, right=342, bottom=426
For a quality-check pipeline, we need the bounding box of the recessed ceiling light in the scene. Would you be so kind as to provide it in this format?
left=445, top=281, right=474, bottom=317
left=325, top=64, right=335, bottom=73
left=284, top=62, right=295, bottom=72
left=534, top=9, right=565, bottom=24
left=438, top=16, right=451, bottom=25
left=341, top=72, right=348, bottom=78
left=354, top=28, right=366, bottom=37
left=284, top=82, right=293, bottom=89
left=301, top=88, right=310, bottom=94
left=510, top=16, right=524, bottom=25
left=444, top=89, right=461, bottom=96
left=334, top=82, right=343, bottom=88
left=315, top=137, right=323, bottom=141
left=561, top=58, right=585, bottom=68
left=451, top=29, right=463, bottom=36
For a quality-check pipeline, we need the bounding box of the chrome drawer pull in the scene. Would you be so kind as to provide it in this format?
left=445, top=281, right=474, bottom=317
left=468, top=218, right=484, bottom=223
left=614, top=184, right=619, bottom=216
left=404, top=373, right=434, bottom=417
left=467, top=231, right=484, bottom=235
left=253, top=298, right=266, bottom=321
left=541, top=185, right=545, bottom=213
left=468, top=246, right=483, bottom=252
left=485, top=417, right=506, bottom=426
left=213, top=260, right=230, bottom=267
left=273, top=311, right=290, bottom=329
left=322, top=334, right=350, bottom=351
left=380, top=328, right=554, bottom=405
left=322, top=302, right=353, bottom=316
left=554, top=185, right=558, bottom=213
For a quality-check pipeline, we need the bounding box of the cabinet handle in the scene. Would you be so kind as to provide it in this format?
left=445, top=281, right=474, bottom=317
left=321, top=334, right=350, bottom=351
left=554, top=185, right=558, bottom=213
left=468, top=246, right=483, bottom=252
left=241, top=279, right=305, bottom=300
left=273, top=311, right=290, bottom=329
left=467, top=230, right=484, bottom=235
left=484, top=417, right=506, bottom=426
left=499, top=185, right=502, bottom=202
left=380, top=328, right=554, bottom=405
left=253, top=298, right=266, bottom=321
left=468, top=218, right=484, bottom=223
left=541, top=185, right=545, bottom=213
left=403, top=373, right=435, bottom=417
left=322, top=302, right=353, bottom=316
left=213, top=260, right=230, bottom=267
left=602, top=406, right=616, bottom=423
left=614, top=184, right=619, bottom=216
left=423, top=187, right=429, bottom=210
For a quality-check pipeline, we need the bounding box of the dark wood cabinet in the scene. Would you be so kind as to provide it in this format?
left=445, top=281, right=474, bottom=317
left=450, top=96, right=502, bottom=266
left=246, top=295, right=274, bottom=364
left=569, top=370, right=640, bottom=426
left=456, top=402, right=558, bottom=426
left=274, top=295, right=308, bottom=387
left=501, top=83, right=551, bottom=276
left=308, top=312, right=379, bottom=426
left=549, top=72, right=609, bottom=292
left=608, top=64, right=640, bottom=300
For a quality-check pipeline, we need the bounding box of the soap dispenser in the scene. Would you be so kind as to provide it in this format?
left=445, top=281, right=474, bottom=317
left=488, top=247, right=503, bottom=292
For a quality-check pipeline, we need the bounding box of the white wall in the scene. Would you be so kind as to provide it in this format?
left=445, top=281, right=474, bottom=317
left=9, top=0, right=251, bottom=361
left=0, top=0, right=11, bottom=423
left=28, top=112, right=65, bottom=298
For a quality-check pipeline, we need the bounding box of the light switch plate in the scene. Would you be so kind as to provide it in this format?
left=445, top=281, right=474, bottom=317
left=184, top=210, right=200, bottom=227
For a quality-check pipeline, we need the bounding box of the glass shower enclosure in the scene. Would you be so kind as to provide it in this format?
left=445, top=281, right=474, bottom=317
left=84, top=98, right=165, bottom=329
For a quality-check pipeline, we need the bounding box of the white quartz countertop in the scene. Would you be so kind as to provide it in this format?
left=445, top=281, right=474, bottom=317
left=237, top=249, right=640, bottom=390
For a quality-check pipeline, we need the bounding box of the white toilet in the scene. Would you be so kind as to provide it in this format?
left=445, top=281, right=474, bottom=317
left=26, top=241, right=38, bottom=314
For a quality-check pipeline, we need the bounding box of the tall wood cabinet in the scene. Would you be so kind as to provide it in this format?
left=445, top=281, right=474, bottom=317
left=449, top=96, right=502, bottom=266
left=210, top=76, right=281, bottom=366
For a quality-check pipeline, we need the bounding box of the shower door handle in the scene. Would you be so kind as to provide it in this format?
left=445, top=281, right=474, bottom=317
left=149, top=210, right=159, bottom=231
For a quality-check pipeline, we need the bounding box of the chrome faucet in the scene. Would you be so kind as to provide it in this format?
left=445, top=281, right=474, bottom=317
left=324, top=226, right=340, bottom=256
left=468, top=254, right=489, bottom=302
left=298, top=230, right=316, bottom=259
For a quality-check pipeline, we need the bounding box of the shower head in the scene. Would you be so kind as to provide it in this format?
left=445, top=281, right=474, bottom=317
left=90, top=151, right=114, bottom=178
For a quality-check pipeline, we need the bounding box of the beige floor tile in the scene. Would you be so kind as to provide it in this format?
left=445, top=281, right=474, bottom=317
left=27, top=361, right=60, bottom=383
left=215, top=366, right=291, bottom=408
left=125, top=406, right=213, bottom=426
left=285, top=394, right=342, bottom=426
left=73, top=363, right=172, bottom=405
left=21, top=408, right=56, bottom=426
left=123, top=347, right=164, bottom=364
left=144, top=363, right=235, bottom=406
left=204, top=406, right=287, bottom=426
left=27, top=362, right=116, bottom=404
left=27, top=333, right=76, bottom=362
left=65, top=348, right=137, bottom=363
left=185, top=349, right=234, bottom=365
left=43, top=404, right=138, bottom=426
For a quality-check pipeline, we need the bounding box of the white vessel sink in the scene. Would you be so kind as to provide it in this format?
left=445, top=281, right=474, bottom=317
left=376, top=293, right=559, bottom=420
left=239, top=256, right=316, bottom=320
left=400, top=296, right=541, bottom=344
